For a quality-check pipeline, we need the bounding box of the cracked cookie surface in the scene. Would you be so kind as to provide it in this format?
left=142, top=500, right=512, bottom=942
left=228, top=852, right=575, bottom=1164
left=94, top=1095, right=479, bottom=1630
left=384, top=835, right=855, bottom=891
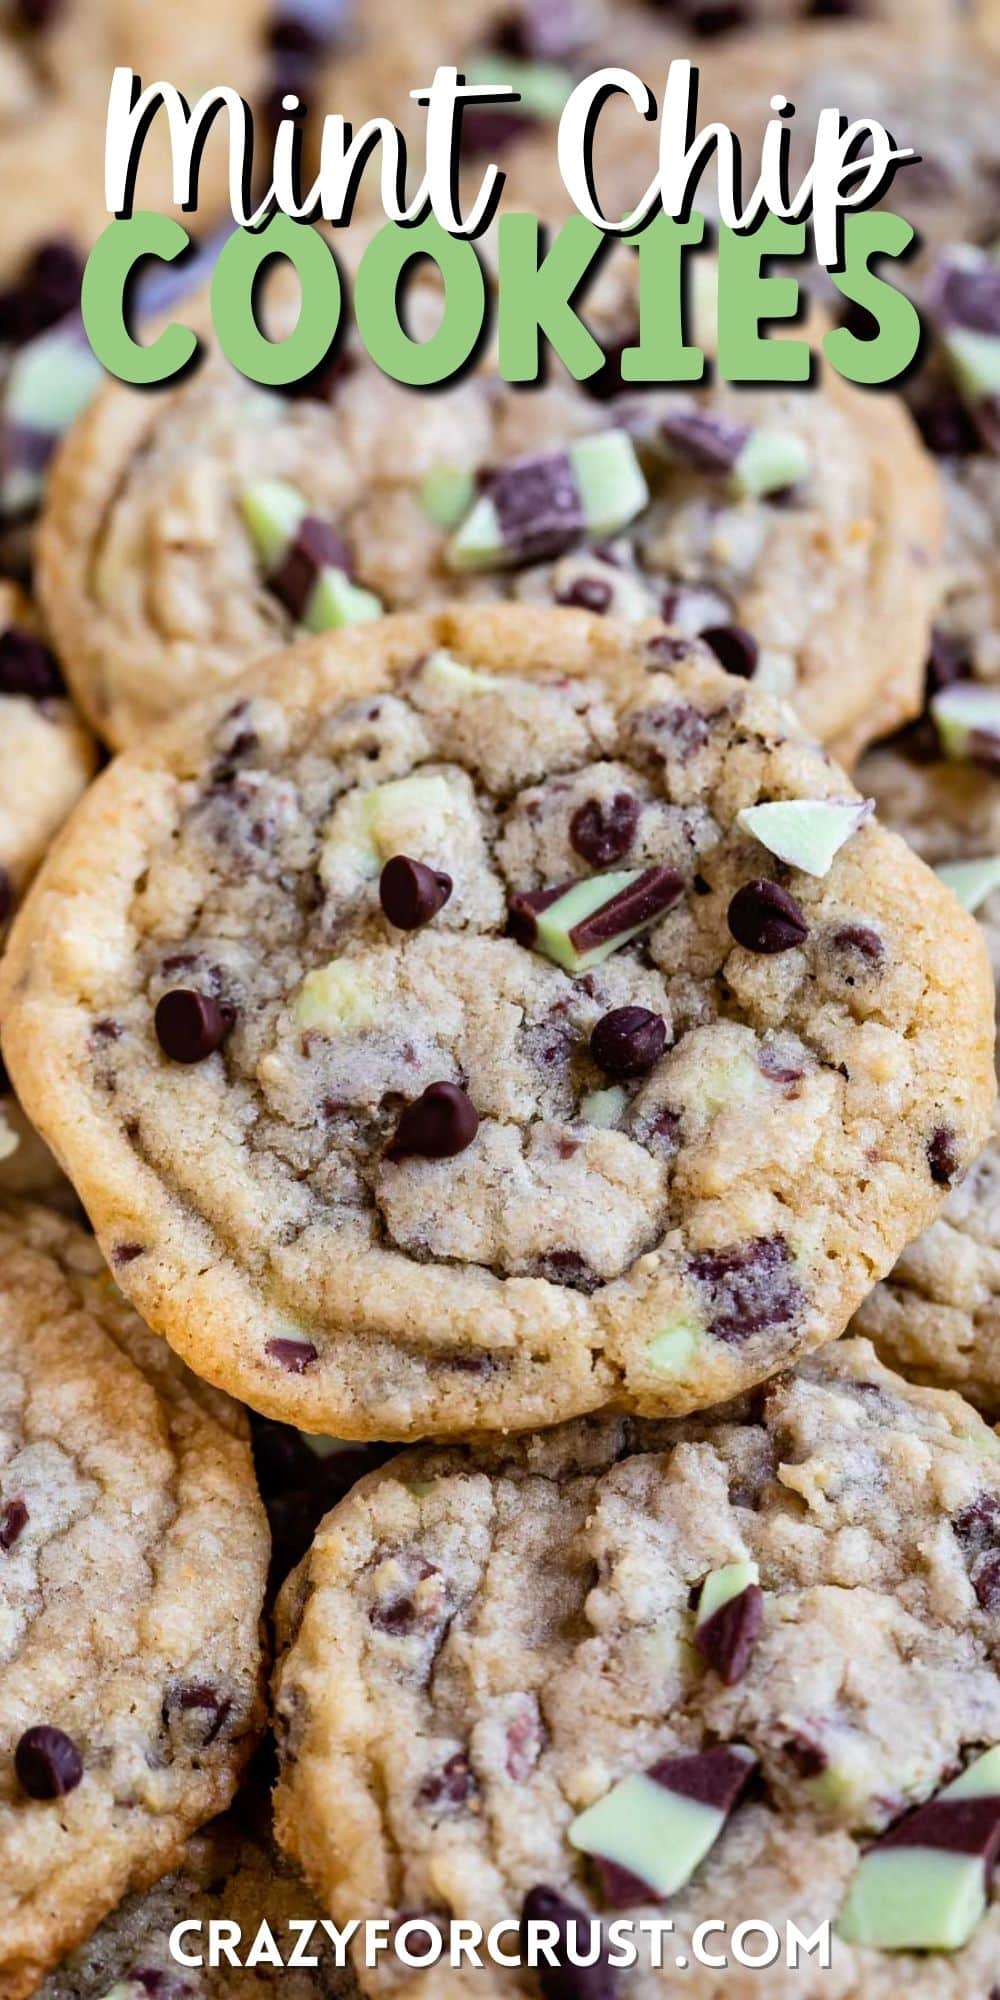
left=271, top=1339, right=1000, bottom=1999
left=0, top=606, right=993, bottom=1439
left=0, top=1200, right=269, bottom=2000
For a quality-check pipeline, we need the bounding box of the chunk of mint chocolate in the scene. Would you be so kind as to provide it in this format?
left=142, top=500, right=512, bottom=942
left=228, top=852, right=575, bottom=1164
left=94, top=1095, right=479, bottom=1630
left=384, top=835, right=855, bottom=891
left=569, top=1745, right=756, bottom=1903
left=509, top=866, right=682, bottom=973
left=837, top=1746, right=1000, bottom=1952
left=447, top=431, right=647, bottom=571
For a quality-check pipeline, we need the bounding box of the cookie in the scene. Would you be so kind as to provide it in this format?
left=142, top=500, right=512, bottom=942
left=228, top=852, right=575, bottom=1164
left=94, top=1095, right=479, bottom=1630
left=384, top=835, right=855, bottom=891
left=0, top=582, right=96, bottom=941
left=0, top=1199, right=269, bottom=1999
left=40, top=1817, right=354, bottom=2000
left=696, top=25, right=1000, bottom=272
left=37, top=258, right=940, bottom=755
left=850, top=730, right=1000, bottom=1411
left=271, top=1338, right=1000, bottom=1999
left=0, top=0, right=285, bottom=564
left=0, top=605, right=993, bottom=1440
left=0, top=583, right=96, bottom=1205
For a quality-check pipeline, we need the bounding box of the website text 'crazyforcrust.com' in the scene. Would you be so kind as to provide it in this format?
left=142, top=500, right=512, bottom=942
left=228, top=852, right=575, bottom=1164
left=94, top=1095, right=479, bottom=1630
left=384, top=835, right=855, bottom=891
left=170, top=1913, right=834, bottom=1974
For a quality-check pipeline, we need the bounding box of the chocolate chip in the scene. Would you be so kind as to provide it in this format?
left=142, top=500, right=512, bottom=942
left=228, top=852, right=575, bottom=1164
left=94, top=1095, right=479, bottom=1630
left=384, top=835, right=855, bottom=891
left=934, top=260, right=1000, bottom=337
left=831, top=923, right=884, bottom=964
left=689, top=1235, right=802, bottom=1342
left=267, top=0, right=343, bottom=58
left=0, top=236, right=83, bottom=347
left=461, top=104, right=540, bottom=156
left=0, top=627, right=63, bottom=698
left=166, top=1683, right=233, bottom=1746
left=659, top=409, right=748, bottom=472
left=685, top=0, right=748, bottom=31
left=386, top=1082, right=479, bottom=1161
left=154, top=990, right=235, bottom=1064
left=927, top=1126, right=961, bottom=1186
left=529, top=1249, right=597, bottom=1290
left=491, top=0, right=587, bottom=62
left=727, top=880, right=808, bottom=954
left=581, top=333, right=638, bottom=402
left=913, top=386, right=981, bottom=460
left=971, top=1551, right=1000, bottom=1610
left=590, top=1006, right=667, bottom=1078
left=15, top=1724, right=83, bottom=1799
left=379, top=855, right=452, bottom=930
left=269, top=516, right=352, bottom=621
left=569, top=793, right=639, bottom=866
left=694, top=1581, right=764, bottom=1684
left=418, top=1751, right=478, bottom=1810
left=926, top=626, right=971, bottom=702
left=370, top=1555, right=444, bottom=1636
left=15, top=0, right=64, bottom=26
left=0, top=1497, right=28, bottom=1551
left=111, top=1243, right=145, bottom=1266
left=265, top=1337, right=318, bottom=1373
left=519, top=1887, right=617, bottom=2000
left=555, top=575, right=614, bottom=613
left=783, top=1730, right=828, bottom=1779
left=702, top=624, right=759, bottom=680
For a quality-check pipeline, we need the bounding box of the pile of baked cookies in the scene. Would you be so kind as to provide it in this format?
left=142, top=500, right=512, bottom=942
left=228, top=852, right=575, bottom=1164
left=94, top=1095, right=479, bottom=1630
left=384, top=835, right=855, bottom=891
left=3, top=3, right=1000, bottom=1997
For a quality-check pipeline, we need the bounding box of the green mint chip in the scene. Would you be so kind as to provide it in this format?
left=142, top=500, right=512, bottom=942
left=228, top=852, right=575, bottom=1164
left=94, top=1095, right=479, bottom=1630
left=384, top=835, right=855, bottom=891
left=737, top=797, right=874, bottom=877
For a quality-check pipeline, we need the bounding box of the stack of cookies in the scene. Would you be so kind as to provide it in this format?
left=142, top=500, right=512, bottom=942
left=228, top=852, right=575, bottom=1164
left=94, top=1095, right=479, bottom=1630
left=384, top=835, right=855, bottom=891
left=2, top=5, right=1000, bottom=1998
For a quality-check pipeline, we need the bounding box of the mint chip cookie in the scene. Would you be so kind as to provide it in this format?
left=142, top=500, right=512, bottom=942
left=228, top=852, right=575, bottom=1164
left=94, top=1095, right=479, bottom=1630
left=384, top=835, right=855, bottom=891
left=37, top=259, right=940, bottom=757
left=852, top=728, right=1000, bottom=1413
left=271, top=1340, right=1000, bottom=1999
left=39, top=1818, right=354, bottom=2000
left=0, top=606, right=992, bottom=1440
left=0, top=583, right=95, bottom=1207
left=0, top=1200, right=269, bottom=1998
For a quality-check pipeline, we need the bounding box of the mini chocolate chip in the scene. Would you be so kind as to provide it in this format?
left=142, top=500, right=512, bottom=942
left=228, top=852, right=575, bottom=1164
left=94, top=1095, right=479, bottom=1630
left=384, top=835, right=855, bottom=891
left=15, top=1724, right=83, bottom=1799
left=783, top=1730, right=828, bottom=1779
left=527, top=1248, right=598, bottom=1291
left=927, top=1126, right=961, bottom=1186
left=265, top=1337, right=318, bottom=1374
left=590, top=1005, right=667, bottom=1078
left=831, top=924, right=884, bottom=964
left=702, top=624, right=759, bottom=679
left=0, top=627, right=63, bottom=698
left=580, top=331, right=638, bottom=401
left=386, top=1082, right=479, bottom=1161
left=0, top=1497, right=28, bottom=1551
left=972, top=1551, right=1000, bottom=1610
left=520, top=1887, right=617, bottom=2000
left=555, top=575, right=614, bottom=613
left=111, top=1243, right=144, bottom=1266
left=418, top=1751, right=478, bottom=1810
left=569, top=792, right=639, bottom=866
left=379, top=856, right=452, bottom=930
left=728, top=880, right=808, bottom=954
left=168, top=1683, right=233, bottom=1745
left=154, top=990, right=235, bottom=1064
